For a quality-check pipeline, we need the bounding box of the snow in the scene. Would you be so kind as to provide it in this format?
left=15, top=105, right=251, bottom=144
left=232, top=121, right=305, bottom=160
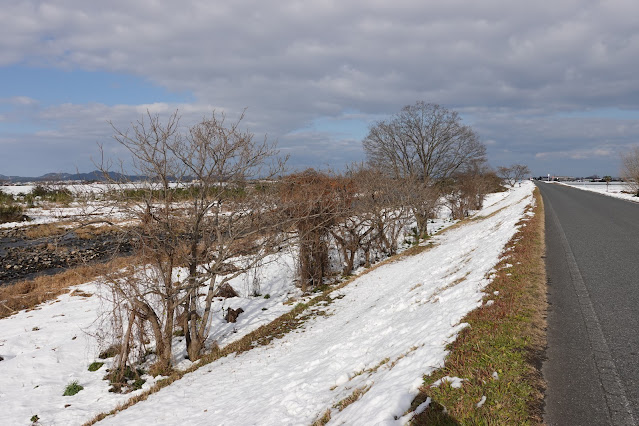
left=0, top=185, right=37, bottom=196
left=0, top=182, right=188, bottom=196
left=0, top=202, right=127, bottom=229
left=476, top=395, right=487, bottom=408
left=0, top=182, right=535, bottom=425
left=414, top=398, right=431, bottom=415
left=559, top=181, right=639, bottom=203
left=431, top=376, right=466, bottom=389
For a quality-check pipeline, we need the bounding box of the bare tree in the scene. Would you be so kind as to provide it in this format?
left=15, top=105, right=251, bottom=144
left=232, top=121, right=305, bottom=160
left=363, top=102, right=485, bottom=235
left=348, top=166, right=414, bottom=255
left=331, top=166, right=408, bottom=274
left=99, top=110, right=286, bottom=377
left=498, top=164, right=531, bottom=187
left=363, top=102, right=485, bottom=181
left=402, top=177, right=440, bottom=238
left=621, top=147, right=639, bottom=196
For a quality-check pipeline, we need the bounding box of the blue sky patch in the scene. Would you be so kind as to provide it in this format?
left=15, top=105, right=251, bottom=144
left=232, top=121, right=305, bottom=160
left=1, top=65, right=192, bottom=106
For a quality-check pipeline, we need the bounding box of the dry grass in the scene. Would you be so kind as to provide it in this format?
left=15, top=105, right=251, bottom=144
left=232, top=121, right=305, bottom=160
left=74, top=224, right=118, bottom=239
left=0, top=257, right=132, bottom=319
left=408, top=189, right=546, bottom=425
left=311, top=409, right=332, bottom=426
left=426, top=272, right=472, bottom=303
left=333, top=385, right=372, bottom=412
left=21, top=222, right=117, bottom=240
left=24, top=223, right=67, bottom=239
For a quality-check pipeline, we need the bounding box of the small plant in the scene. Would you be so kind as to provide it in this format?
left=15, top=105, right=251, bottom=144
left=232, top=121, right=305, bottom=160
left=63, top=381, right=84, bottom=396
left=106, top=366, right=146, bottom=393
left=30, top=414, right=39, bottom=423
left=131, top=377, right=146, bottom=390
left=263, top=294, right=270, bottom=299
left=88, top=362, right=104, bottom=372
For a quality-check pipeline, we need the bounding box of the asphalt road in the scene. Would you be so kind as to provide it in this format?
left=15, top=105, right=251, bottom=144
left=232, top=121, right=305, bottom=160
left=537, top=182, right=639, bottom=425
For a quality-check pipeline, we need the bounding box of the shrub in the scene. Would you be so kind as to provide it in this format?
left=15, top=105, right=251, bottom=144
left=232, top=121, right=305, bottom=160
left=32, top=185, right=73, bottom=204
left=63, top=381, right=84, bottom=396
left=30, top=414, right=39, bottom=423
left=0, top=203, right=24, bottom=223
left=0, top=190, right=14, bottom=203
left=280, top=170, right=353, bottom=291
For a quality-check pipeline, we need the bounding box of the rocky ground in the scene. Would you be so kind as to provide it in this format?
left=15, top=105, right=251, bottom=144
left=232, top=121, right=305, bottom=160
left=0, top=227, right=133, bottom=284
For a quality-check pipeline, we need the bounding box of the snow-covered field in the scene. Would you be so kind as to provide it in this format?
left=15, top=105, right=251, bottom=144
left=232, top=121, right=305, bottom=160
left=0, top=182, right=188, bottom=196
left=0, top=203, right=128, bottom=230
left=0, top=183, right=535, bottom=425
left=559, top=181, right=639, bottom=203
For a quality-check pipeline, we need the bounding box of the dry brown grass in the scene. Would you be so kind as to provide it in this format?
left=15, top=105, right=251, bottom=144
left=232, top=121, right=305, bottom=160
left=0, top=257, right=132, bottom=319
left=333, top=385, right=372, bottom=412
left=74, top=224, right=118, bottom=239
left=21, top=221, right=117, bottom=240
left=311, top=409, right=332, bottom=426
left=24, top=223, right=67, bottom=239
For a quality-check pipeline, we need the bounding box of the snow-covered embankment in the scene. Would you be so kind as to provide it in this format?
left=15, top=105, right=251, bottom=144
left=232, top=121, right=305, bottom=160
left=97, top=182, right=535, bottom=425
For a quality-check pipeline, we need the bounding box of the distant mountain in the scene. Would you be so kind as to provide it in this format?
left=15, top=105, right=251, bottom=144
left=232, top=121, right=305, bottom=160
left=0, top=170, right=147, bottom=183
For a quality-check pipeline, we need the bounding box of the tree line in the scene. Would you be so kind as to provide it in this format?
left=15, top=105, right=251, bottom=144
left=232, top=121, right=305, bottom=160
left=94, top=102, right=525, bottom=384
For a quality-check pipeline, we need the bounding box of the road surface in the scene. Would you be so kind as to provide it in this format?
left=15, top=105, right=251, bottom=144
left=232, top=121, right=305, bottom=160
left=537, top=182, right=639, bottom=425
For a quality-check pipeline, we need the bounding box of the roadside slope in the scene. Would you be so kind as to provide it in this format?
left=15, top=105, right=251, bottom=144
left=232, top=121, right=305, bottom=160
left=97, top=183, right=535, bottom=425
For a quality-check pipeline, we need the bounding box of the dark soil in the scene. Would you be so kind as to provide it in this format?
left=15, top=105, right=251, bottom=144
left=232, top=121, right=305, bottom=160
left=0, top=227, right=135, bottom=285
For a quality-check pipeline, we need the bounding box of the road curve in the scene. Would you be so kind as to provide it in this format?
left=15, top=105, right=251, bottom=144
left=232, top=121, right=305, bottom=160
left=537, top=182, right=639, bottom=425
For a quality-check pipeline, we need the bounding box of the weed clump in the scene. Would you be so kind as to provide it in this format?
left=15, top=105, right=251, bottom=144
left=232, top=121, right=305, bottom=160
left=88, top=362, right=104, bottom=372
left=63, top=381, right=84, bottom=396
left=98, top=344, right=121, bottom=359
left=106, top=366, right=146, bottom=393
left=0, top=192, right=25, bottom=223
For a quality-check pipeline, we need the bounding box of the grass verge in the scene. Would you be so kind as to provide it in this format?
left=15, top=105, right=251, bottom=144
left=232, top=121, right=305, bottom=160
left=408, top=188, right=546, bottom=424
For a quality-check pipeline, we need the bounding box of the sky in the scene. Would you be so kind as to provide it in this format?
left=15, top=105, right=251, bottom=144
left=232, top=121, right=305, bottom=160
left=2, top=0, right=639, bottom=178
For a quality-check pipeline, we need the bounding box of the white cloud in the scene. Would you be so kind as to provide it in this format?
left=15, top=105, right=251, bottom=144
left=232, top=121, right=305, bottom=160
left=535, top=148, right=615, bottom=160
left=1, top=96, right=39, bottom=106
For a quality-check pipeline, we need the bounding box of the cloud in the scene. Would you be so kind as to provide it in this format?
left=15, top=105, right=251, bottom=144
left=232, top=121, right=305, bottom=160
left=2, top=96, right=40, bottom=106
left=535, top=148, right=614, bottom=160
left=3, top=0, right=639, bottom=175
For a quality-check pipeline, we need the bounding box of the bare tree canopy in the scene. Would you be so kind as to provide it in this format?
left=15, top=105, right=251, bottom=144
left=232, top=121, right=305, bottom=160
left=497, top=164, right=531, bottom=187
left=363, top=102, right=486, bottom=181
left=98, top=109, right=286, bottom=377
left=621, top=147, right=639, bottom=195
